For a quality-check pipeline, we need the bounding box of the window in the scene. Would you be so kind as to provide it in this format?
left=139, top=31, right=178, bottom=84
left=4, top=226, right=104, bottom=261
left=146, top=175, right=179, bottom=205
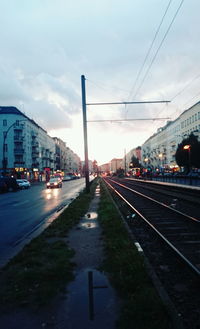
left=3, top=119, right=7, bottom=126
left=195, top=113, right=197, bottom=121
left=16, top=120, right=19, bottom=126
left=4, top=144, right=8, bottom=152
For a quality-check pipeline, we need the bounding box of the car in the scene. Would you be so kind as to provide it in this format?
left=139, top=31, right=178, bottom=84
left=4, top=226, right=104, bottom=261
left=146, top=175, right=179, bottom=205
left=46, top=177, right=62, bottom=188
left=62, top=175, right=72, bottom=181
left=0, top=176, right=19, bottom=192
left=0, top=178, right=8, bottom=193
left=16, top=179, right=31, bottom=189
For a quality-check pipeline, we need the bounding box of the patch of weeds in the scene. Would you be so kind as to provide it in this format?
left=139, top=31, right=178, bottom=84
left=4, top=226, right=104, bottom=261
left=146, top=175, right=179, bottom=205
left=0, top=178, right=98, bottom=311
left=98, top=180, right=172, bottom=329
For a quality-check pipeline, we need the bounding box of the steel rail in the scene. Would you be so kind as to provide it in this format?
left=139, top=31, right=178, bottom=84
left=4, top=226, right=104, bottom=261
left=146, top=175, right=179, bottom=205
left=109, top=178, right=200, bottom=223
left=104, top=178, right=200, bottom=277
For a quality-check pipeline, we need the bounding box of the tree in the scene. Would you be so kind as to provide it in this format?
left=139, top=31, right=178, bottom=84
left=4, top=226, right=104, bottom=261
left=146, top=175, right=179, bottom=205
left=116, top=167, right=124, bottom=177
left=129, top=154, right=141, bottom=168
left=92, top=160, right=98, bottom=173
left=175, top=133, right=200, bottom=171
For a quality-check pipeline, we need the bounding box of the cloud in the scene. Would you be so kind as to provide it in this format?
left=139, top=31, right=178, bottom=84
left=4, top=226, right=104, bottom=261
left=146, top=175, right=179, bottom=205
left=0, top=0, right=200, bottom=163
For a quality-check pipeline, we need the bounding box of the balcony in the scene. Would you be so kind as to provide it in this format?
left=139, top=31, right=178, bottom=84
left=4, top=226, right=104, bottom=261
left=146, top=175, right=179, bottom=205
left=31, top=131, right=38, bottom=137
left=14, top=148, right=24, bottom=154
left=14, top=124, right=24, bottom=131
left=32, top=141, right=39, bottom=147
left=14, top=135, right=24, bottom=141
left=14, top=161, right=25, bottom=166
left=32, top=149, right=39, bottom=156
left=32, top=162, right=39, bottom=167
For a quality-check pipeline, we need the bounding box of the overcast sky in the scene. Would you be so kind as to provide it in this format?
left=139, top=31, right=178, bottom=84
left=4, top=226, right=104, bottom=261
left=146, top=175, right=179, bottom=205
left=1, top=0, right=200, bottom=164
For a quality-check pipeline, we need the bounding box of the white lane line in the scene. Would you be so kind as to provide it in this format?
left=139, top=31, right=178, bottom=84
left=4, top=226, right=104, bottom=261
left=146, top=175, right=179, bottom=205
left=12, top=200, right=29, bottom=207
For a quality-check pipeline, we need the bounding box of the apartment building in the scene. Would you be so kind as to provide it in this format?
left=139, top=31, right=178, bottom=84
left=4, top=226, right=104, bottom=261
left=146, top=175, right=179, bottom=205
left=141, top=102, right=200, bottom=171
left=121, top=147, right=142, bottom=171
left=110, top=158, right=123, bottom=172
left=0, top=106, right=81, bottom=180
left=98, top=162, right=110, bottom=174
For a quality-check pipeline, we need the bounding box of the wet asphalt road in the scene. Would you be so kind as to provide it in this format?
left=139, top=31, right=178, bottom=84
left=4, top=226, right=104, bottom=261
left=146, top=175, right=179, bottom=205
left=0, top=178, right=87, bottom=266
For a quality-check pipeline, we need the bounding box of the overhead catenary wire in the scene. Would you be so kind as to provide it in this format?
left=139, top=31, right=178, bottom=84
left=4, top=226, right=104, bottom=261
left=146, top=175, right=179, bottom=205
left=126, top=0, right=185, bottom=136
left=127, top=0, right=173, bottom=103
left=132, top=0, right=185, bottom=100
left=87, top=118, right=170, bottom=123
left=152, top=71, right=200, bottom=123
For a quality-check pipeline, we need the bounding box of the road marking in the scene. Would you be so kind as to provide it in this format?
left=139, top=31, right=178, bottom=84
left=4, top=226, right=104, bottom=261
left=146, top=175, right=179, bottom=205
left=12, top=200, right=29, bottom=207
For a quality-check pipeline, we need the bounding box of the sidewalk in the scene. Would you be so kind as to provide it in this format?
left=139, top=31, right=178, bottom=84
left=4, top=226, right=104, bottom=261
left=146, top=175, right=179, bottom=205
left=0, top=185, right=120, bottom=329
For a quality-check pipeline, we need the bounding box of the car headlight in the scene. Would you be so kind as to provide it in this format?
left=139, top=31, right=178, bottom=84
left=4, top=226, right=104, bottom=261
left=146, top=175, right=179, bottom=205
left=47, top=182, right=50, bottom=186
left=54, top=182, right=58, bottom=185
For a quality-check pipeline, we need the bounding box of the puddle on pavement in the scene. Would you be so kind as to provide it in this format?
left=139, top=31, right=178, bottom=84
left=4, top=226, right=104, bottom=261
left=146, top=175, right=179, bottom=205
left=85, top=212, right=98, bottom=220
left=81, top=222, right=98, bottom=229
left=64, top=268, right=119, bottom=329
left=79, top=211, right=99, bottom=230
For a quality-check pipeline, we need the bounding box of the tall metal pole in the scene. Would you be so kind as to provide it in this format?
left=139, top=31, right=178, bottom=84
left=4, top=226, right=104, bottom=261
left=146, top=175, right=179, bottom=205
left=124, top=148, right=127, bottom=176
left=81, top=75, right=90, bottom=193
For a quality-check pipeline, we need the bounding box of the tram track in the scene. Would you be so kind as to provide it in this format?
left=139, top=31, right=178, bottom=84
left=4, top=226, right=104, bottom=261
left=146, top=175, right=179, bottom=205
left=115, top=177, right=200, bottom=219
left=103, top=177, right=200, bottom=329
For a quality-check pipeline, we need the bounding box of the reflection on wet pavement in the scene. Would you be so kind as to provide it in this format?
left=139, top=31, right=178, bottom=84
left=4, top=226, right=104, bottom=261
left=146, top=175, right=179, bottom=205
left=63, top=268, right=118, bottom=329
left=79, top=211, right=99, bottom=229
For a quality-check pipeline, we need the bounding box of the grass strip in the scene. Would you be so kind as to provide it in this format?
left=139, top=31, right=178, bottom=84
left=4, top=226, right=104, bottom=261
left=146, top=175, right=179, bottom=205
left=0, top=179, right=98, bottom=311
left=98, top=179, right=173, bottom=329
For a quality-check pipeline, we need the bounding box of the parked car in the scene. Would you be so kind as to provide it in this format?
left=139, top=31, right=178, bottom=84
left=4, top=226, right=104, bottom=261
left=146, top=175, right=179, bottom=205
left=0, top=176, right=19, bottom=192
left=46, top=177, right=62, bottom=188
left=16, top=179, right=31, bottom=189
left=62, top=175, right=72, bottom=181
left=0, top=178, right=8, bottom=193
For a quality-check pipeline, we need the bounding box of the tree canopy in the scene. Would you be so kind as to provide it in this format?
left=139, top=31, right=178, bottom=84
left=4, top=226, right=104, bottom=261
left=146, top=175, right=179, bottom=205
left=175, top=133, right=200, bottom=171
left=129, top=154, right=141, bottom=168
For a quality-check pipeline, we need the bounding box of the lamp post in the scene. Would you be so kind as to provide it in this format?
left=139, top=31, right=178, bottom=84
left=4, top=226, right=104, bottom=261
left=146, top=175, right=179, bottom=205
left=144, top=158, right=148, bottom=177
left=183, top=144, right=191, bottom=185
left=144, top=158, right=148, bottom=167
left=2, top=120, right=25, bottom=176
left=183, top=144, right=191, bottom=171
left=158, top=153, right=163, bottom=173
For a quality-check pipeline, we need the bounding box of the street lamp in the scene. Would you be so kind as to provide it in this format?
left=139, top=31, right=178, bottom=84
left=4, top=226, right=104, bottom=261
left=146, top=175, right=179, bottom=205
left=158, top=153, right=163, bottom=172
left=183, top=144, right=191, bottom=172
left=183, top=144, right=192, bottom=184
left=2, top=120, right=25, bottom=175
left=144, top=158, right=148, bottom=167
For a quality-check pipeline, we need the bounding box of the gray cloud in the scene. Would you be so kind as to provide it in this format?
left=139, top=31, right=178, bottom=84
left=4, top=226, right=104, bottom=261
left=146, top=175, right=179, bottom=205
left=0, top=0, right=200, bottom=162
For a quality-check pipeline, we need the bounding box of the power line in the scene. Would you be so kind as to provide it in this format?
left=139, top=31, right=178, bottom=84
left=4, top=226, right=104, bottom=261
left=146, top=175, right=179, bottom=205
left=171, top=72, right=200, bottom=101
left=86, top=100, right=170, bottom=106
left=87, top=118, right=170, bottom=123
left=133, top=0, right=185, bottom=99
left=127, top=0, right=173, bottom=102
left=155, top=72, right=200, bottom=121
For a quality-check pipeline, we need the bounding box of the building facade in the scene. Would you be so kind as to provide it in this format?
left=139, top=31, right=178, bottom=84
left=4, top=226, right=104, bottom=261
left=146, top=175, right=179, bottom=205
left=141, top=102, right=200, bottom=171
left=121, top=147, right=142, bottom=172
left=0, top=106, right=81, bottom=180
left=110, top=158, right=123, bottom=172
